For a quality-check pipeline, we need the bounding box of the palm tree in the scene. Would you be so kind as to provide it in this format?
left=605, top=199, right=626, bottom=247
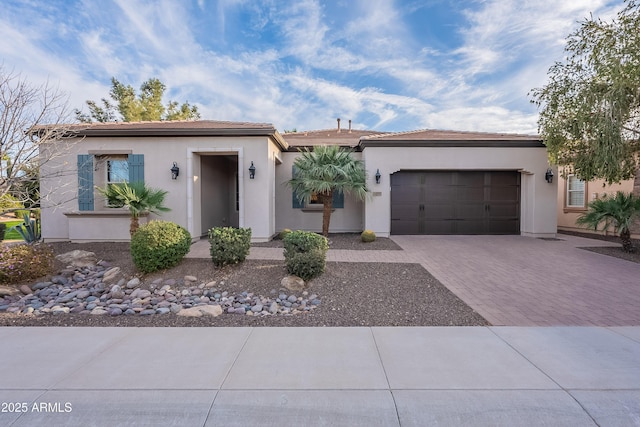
left=288, top=145, right=368, bottom=237
left=97, top=182, right=170, bottom=236
left=576, top=191, right=640, bottom=252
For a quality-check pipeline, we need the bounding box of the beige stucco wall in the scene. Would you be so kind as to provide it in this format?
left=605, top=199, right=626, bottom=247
left=556, top=172, right=638, bottom=238
left=361, top=146, right=557, bottom=238
left=41, top=135, right=279, bottom=242
left=274, top=151, right=365, bottom=234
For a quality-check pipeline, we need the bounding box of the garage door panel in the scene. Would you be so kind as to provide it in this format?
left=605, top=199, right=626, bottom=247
left=390, top=171, right=520, bottom=235
left=424, top=172, right=453, bottom=186
left=488, top=203, right=519, bottom=217
left=456, top=220, right=486, bottom=234
left=456, top=203, right=486, bottom=219
left=490, top=171, right=520, bottom=186
left=489, top=187, right=520, bottom=201
left=426, top=186, right=457, bottom=201
left=391, top=220, right=419, bottom=234
left=457, top=187, right=485, bottom=201
left=423, top=220, right=456, bottom=234
left=391, top=204, right=420, bottom=220
left=456, top=172, right=485, bottom=186
left=423, top=204, right=456, bottom=219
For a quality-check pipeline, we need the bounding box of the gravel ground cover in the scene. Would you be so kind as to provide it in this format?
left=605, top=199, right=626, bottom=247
left=559, top=231, right=640, bottom=264
left=0, top=235, right=487, bottom=327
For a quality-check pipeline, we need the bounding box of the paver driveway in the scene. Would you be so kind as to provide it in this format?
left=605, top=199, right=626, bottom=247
left=391, top=235, right=640, bottom=326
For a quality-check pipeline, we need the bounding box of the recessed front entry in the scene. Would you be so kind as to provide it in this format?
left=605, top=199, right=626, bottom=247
left=200, top=154, right=239, bottom=234
left=391, top=171, right=520, bottom=235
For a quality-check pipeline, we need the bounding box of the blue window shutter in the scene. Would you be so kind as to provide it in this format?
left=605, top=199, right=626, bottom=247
left=77, top=154, right=94, bottom=211
left=128, top=154, right=144, bottom=183
left=332, top=190, right=344, bottom=208
left=292, top=165, right=304, bottom=208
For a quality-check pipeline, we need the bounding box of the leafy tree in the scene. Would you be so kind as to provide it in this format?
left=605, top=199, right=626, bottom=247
left=576, top=191, right=640, bottom=252
left=1, top=66, right=77, bottom=215
left=97, top=181, right=170, bottom=236
left=530, top=1, right=640, bottom=186
left=288, top=145, right=368, bottom=237
left=76, top=77, right=200, bottom=122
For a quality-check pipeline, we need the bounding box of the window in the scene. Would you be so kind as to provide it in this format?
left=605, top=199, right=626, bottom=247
left=77, top=154, right=144, bottom=211
left=309, top=192, right=323, bottom=205
left=107, top=158, right=129, bottom=184
left=566, top=174, right=586, bottom=208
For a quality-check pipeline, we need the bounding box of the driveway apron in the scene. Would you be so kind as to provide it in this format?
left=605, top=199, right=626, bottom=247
left=390, top=235, right=640, bottom=326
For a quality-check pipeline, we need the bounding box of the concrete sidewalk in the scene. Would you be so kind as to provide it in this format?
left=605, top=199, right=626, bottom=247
left=0, top=326, right=638, bottom=426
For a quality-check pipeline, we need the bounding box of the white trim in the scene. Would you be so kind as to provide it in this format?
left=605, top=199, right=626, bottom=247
left=186, top=147, right=244, bottom=238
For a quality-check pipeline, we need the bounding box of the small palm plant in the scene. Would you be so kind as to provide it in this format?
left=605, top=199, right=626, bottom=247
left=288, top=145, right=368, bottom=237
left=576, top=191, right=640, bottom=253
left=97, top=182, right=170, bottom=236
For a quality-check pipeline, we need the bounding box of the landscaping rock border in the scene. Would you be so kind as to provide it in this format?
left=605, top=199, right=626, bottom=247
left=0, top=261, right=319, bottom=318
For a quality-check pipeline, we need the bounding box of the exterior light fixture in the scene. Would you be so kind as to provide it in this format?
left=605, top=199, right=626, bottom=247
left=171, top=162, right=180, bottom=180
left=375, top=169, right=381, bottom=184
left=545, top=168, right=554, bottom=184
left=248, top=161, right=256, bottom=179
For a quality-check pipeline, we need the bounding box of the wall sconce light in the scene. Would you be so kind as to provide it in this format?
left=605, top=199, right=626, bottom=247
left=545, top=168, right=554, bottom=184
left=375, top=169, right=381, bottom=184
left=248, top=161, right=256, bottom=179
left=171, top=162, right=180, bottom=180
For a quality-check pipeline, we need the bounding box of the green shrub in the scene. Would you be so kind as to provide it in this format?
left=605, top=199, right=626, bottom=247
left=0, top=193, right=23, bottom=215
left=208, top=227, right=252, bottom=267
left=0, top=224, right=5, bottom=242
left=130, top=220, right=191, bottom=274
left=361, top=229, right=376, bottom=243
left=13, top=209, right=30, bottom=219
left=278, top=228, right=292, bottom=240
left=283, top=230, right=328, bottom=281
left=0, top=243, right=54, bottom=284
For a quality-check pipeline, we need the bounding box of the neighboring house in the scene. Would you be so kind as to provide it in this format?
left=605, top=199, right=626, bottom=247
left=556, top=170, right=639, bottom=238
left=40, top=120, right=557, bottom=242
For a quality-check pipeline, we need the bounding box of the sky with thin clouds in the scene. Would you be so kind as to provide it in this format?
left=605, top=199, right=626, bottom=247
left=0, top=0, right=621, bottom=134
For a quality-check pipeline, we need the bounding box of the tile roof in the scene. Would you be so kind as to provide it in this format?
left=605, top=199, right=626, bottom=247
left=282, top=128, right=387, bottom=148
left=360, top=128, right=541, bottom=141
left=66, top=119, right=276, bottom=131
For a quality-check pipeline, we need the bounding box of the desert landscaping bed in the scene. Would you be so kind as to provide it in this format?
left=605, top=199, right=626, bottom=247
left=559, top=231, right=640, bottom=264
left=0, top=237, right=488, bottom=327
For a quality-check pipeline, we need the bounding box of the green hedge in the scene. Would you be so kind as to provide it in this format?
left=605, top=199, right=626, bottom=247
left=283, top=230, right=328, bottom=281
left=130, top=220, right=191, bottom=274
left=208, top=227, right=252, bottom=267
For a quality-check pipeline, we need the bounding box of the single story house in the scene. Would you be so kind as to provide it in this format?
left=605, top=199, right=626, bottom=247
left=40, top=120, right=557, bottom=242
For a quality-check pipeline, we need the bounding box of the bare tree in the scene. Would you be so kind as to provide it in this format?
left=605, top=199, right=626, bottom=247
left=0, top=66, right=80, bottom=215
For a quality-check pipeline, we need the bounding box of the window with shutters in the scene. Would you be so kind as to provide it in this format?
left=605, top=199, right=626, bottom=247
left=77, top=153, right=144, bottom=211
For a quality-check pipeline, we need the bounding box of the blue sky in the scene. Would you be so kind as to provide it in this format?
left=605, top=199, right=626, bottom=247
left=0, top=0, right=621, bottom=134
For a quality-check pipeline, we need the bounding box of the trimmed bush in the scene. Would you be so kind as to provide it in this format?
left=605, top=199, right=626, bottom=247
left=0, top=243, right=54, bottom=284
left=361, top=230, right=376, bottom=243
left=208, top=227, right=251, bottom=267
left=283, top=230, right=328, bottom=281
left=0, top=224, right=6, bottom=242
left=130, top=220, right=191, bottom=274
left=278, top=228, right=292, bottom=240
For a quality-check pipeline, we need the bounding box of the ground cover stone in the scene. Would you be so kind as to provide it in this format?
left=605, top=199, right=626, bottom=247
left=0, top=262, right=320, bottom=319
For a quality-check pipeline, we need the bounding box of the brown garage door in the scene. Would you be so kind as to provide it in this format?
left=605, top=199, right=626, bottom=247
left=391, top=171, right=520, bottom=235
